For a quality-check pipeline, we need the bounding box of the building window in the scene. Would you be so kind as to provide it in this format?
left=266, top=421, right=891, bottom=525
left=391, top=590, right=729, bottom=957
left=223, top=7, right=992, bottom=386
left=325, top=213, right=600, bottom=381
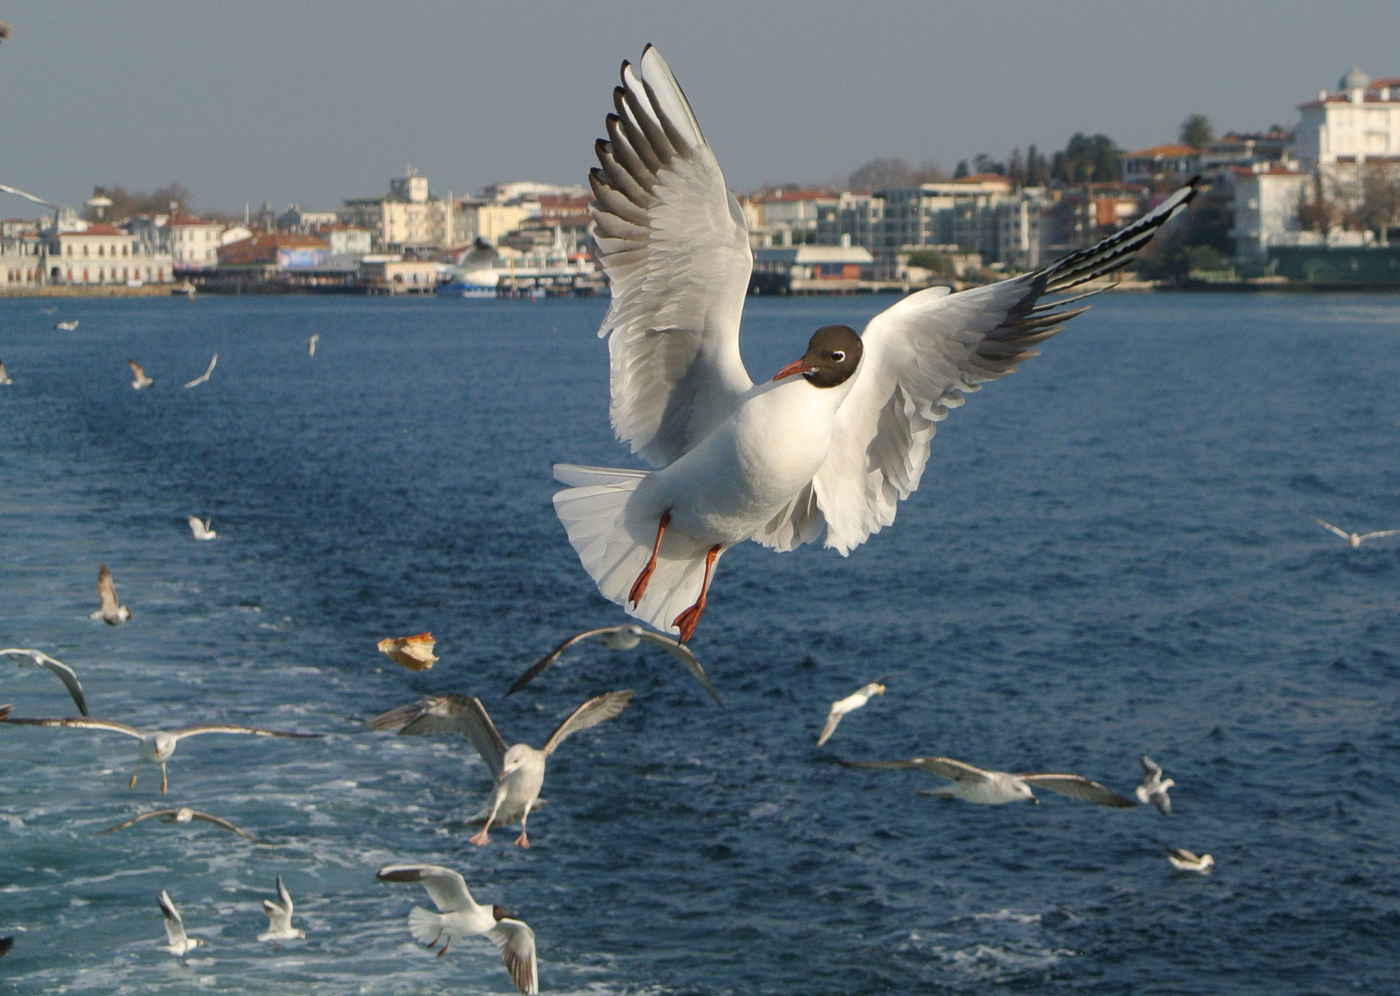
left=83, top=268, right=89, bottom=282
left=83, top=245, right=89, bottom=257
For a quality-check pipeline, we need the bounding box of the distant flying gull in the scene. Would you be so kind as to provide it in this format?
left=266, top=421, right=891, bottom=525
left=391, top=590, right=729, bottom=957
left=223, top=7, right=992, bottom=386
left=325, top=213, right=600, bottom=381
left=378, top=863, right=538, bottom=994
left=157, top=889, right=203, bottom=957
left=90, top=563, right=132, bottom=625
left=0, top=359, right=11, bottom=385
left=95, top=806, right=266, bottom=843
left=127, top=359, right=153, bottom=389
left=552, top=46, right=1198, bottom=641
left=307, top=334, right=319, bottom=357
left=54, top=320, right=79, bottom=331
left=1135, top=755, right=1174, bottom=814
left=839, top=755, right=1136, bottom=807
left=187, top=515, right=217, bottom=541
left=816, top=678, right=888, bottom=747
left=258, top=876, right=306, bottom=945
left=41, top=306, right=57, bottom=315
left=506, top=623, right=722, bottom=705
left=1312, top=516, right=1400, bottom=548
left=377, top=632, right=438, bottom=672
left=1164, top=846, right=1214, bottom=873
left=0, top=647, right=89, bottom=715
left=368, top=690, right=633, bottom=848
left=183, top=352, right=217, bottom=389
left=1, top=714, right=322, bottom=795
left=0, top=704, right=10, bottom=722
left=0, top=20, right=9, bottom=42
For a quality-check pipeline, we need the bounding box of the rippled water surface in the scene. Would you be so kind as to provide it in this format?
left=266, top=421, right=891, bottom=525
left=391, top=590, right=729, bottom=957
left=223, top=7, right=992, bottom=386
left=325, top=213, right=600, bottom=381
left=1, top=291, right=1398, bottom=994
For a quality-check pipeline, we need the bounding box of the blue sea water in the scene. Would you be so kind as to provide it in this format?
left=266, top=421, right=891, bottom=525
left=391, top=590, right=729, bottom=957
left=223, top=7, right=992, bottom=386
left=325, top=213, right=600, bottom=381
left=0, top=290, right=1397, bottom=995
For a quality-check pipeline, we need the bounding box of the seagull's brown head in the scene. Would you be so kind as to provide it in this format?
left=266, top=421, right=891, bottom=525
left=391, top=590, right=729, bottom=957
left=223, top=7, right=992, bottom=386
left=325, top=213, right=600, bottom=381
left=492, top=904, right=517, bottom=922
left=772, top=325, right=863, bottom=388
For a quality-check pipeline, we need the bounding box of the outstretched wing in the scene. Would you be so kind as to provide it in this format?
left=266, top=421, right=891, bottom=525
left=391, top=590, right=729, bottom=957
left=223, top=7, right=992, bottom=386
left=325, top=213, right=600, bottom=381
left=1019, top=772, right=1136, bottom=807
left=367, top=694, right=508, bottom=777
left=1359, top=529, right=1400, bottom=542
left=803, top=180, right=1199, bottom=555
left=839, top=755, right=993, bottom=784
left=183, top=352, right=217, bottom=388
left=377, top=862, right=474, bottom=913
left=3, top=715, right=143, bottom=738
left=1140, top=755, right=1163, bottom=780
left=488, top=918, right=540, bottom=995
left=634, top=629, right=724, bottom=706
left=541, top=689, right=634, bottom=756
left=97, top=563, right=119, bottom=614
left=158, top=890, right=188, bottom=946
left=171, top=723, right=321, bottom=741
left=1, top=648, right=88, bottom=716
left=590, top=45, right=754, bottom=467
left=506, top=628, right=613, bottom=696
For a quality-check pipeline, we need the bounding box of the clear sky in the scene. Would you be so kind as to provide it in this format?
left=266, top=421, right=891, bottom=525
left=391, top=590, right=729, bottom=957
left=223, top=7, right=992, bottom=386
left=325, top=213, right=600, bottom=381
left=2, top=1, right=1397, bottom=215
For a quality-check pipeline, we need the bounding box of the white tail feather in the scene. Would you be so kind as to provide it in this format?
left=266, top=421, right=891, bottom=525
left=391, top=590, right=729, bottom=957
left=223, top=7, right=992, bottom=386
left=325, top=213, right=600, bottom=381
left=408, top=906, right=444, bottom=946
left=552, top=463, right=716, bottom=635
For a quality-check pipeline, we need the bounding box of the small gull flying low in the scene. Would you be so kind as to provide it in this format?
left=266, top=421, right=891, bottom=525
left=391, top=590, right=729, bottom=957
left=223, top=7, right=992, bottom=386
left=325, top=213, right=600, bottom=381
left=1135, top=755, right=1174, bottom=814
left=507, top=622, right=722, bottom=705
left=839, top=755, right=1136, bottom=807
left=183, top=352, right=217, bottom=389
left=95, top=806, right=266, bottom=843
left=377, top=632, right=438, bottom=672
left=258, top=875, right=306, bottom=945
left=187, top=514, right=217, bottom=541
left=1164, top=846, right=1214, bottom=873
left=1312, top=516, right=1399, bottom=548
left=90, top=563, right=132, bottom=625
left=0, top=648, right=88, bottom=715
left=127, top=359, right=153, bottom=389
left=816, top=678, right=888, bottom=747
left=157, top=889, right=202, bottom=957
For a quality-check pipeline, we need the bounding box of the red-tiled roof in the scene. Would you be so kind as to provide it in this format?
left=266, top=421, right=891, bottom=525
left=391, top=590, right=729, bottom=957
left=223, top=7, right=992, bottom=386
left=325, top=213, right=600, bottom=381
left=1124, top=144, right=1200, bottom=159
left=759, top=188, right=837, bottom=202
left=168, top=215, right=220, bottom=227
left=60, top=223, right=124, bottom=237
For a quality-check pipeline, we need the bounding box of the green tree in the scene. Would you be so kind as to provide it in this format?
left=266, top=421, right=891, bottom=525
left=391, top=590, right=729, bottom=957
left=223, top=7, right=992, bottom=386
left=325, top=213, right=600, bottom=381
left=1180, top=114, right=1214, bottom=148
left=1050, top=134, right=1121, bottom=183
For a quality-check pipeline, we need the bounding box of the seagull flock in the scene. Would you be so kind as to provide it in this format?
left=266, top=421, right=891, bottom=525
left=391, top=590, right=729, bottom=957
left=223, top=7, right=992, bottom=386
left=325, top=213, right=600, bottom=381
left=18, top=42, right=1399, bottom=988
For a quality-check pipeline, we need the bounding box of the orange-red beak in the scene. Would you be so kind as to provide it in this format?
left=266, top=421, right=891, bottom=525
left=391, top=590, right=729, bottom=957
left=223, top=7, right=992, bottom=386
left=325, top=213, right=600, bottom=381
left=772, top=358, right=814, bottom=382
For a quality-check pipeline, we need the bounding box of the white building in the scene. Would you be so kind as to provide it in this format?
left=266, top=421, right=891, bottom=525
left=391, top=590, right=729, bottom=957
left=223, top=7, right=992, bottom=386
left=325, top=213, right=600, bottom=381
left=167, top=215, right=224, bottom=271
left=1296, top=67, right=1400, bottom=170
left=1228, top=166, right=1312, bottom=267
left=341, top=169, right=457, bottom=250
left=45, top=224, right=172, bottom=285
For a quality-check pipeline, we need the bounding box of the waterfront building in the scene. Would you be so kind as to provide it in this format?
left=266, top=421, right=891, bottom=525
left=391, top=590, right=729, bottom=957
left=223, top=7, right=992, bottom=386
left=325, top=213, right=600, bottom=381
left=1227, top=165, right=1312, bottom=267
left=1296, top=67, right=1400, bottom=170
left=753, top=189, right=839, bottom=246
left=167, top=215, right=224, bottom=271
left=751, top=243, right=876, bottom=293
left=1122, top=144, right=1202, bottom=185
left=46, top=224, right=172, bottom=285
left=340, top=168, right=456, bottom=251
left=279, top=205, right=338, bottom=232
left=217, top=232, right=331, bottom=273
left=0, top=234, right=44, bottom=289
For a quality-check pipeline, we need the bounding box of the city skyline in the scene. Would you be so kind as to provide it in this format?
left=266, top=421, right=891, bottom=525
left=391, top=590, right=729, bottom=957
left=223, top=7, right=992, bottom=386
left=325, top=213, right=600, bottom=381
left=1, top=1, right=1398, bottom=216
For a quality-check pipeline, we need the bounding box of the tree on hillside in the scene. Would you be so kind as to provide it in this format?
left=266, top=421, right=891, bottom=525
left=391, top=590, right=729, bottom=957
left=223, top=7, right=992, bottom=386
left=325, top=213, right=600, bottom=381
left=953, top=159, right=970, bottom=179
left=1180, top=114, right=1214, bottom=148
left=847, top=158, right=911, bottom=191
left=1295, top=173, right=1344, bottom=233
left=971, top=153, right=1006, bottom=176
left=86, top=182, right=193, bottom=222
left=1050, top=134, right=1120, bottom=183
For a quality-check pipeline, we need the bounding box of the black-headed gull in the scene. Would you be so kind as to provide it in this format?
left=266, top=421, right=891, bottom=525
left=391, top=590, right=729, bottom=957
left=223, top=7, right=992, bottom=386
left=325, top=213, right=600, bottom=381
left=506, top=623, right=722, bottom=705
left=368, top=690, right=633, bottom=848
left=95, top=806, right=265, bottom=843
left=258, top=875, right=305, bottom=944
left=1164, top=846, right=1214, bottom=872
left=553, top=46, right=1198, bottom=642
left=378, top=863, right=538, bottom=994
left=1, top=714, right=322, bottom=794
left=183, top=352, right=217, bottom=389
left=1135, top=755, right=1174, bottom=814
left=0, top=359, right=11, bottom=385
left=816, top=678, right=887, bottom=747
left=187, top=514, right=217, bottom=541
left=127, top=359, right=153, bottom=389
left=90, top=563, right=131, bottom=625
left=1, top=648, right=88, bottom=715
left=1312, top=516, right=1399, bottom=548
left=839, top=755, right=1136, bottom=807
left=157, top=889, right=202, bottom=957
left=377, top=632, right=438, bottom=672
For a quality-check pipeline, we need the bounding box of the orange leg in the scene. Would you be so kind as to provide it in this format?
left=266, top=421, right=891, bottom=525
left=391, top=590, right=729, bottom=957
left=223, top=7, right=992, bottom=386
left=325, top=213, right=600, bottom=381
left=672, top=544, right=722, bottom=643
left=629, top=510, right=671, bottom=607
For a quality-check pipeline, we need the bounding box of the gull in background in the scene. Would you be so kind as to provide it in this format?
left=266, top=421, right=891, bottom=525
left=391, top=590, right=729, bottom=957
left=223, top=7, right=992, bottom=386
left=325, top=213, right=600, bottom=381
left=378, top=863, right=537, bottom=994
left=307, top=334, right=319, bottom=357
left=1165, top=846, right=1214, bottom=873
left=839, top=755, right=1136, bottom=807
left=183, top=352, right=217, bottom=389
left=0, top=704, right=10, bottom=721
left=1312, top=516, right=1400, bottom=548
left=187, top=514, right=217, bottom=541
left=0, top=936, right=11, bottom=958
left=90, top=563, right=131, bottom=625
left=1, top=713, right=322, bottom=795
left=551, top=46, right=1197, bottom=642
left=258, top=876, right=305, bottom=945
left=377, top=632, right=438, bottom=672
left=816, top=677, right=888, bottom=747
left=507, top=623, right=722, bottom=705
left=95, top=806, right=266, bottom=843
left=368, top=690, right=633, bottom=847
left=1135, top=755, right=1174, bottom=814
left=55, top=319, right=79, bottom=331
left=0, top=648, right=89, bottom=715
left=127, top=359, right=153, bottom=389
left=0, top=359, right=11, bottom=385
left=157, top=889, right=203, bottom=957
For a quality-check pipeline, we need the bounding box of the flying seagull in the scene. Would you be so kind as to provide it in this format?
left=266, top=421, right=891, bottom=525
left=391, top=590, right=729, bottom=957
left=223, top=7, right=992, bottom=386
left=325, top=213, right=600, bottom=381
left=95, top=806, right=266, bottom=843
left=0, top=704, right=10, bottom=721
left=0, top=647, right=89, bottom=715
left=127, top=359, right=153, bottom=389
left=0, top=20, right=10, bottom=42
left=55, top=320, right=79, bottom=331
left=816, top=678, right=887, bottom=747
left=839, top=755, right=1136, bottom=807
left=1312, top=516, right=1400, bottom=548
left=307, top=334, right=319, bottom=358
left=157, top=889, right=203, bottom=957
left=183, top=352, right=217, bottom=389
left=1, top=714, right=322, bottom=795
left=0, top=359, right=11, bottom=385
left=1164, top=846, right=1214, bottom=873
left=187, top=514, right=217, bottom=541
left=1135, top=755, right=1174, bottom=814
left=90, top=563, right=132, bottom=625
left=258, top=876, right=306, bottom=945
left=377, top=632, right=438, bottom=672
left=368, top=690, right=633, bottom=847
left=507, top=623, right=722, bottom=705
left=553, top=47, right=1197, bottom=641
left=378, top=863, right=538, bottom=994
